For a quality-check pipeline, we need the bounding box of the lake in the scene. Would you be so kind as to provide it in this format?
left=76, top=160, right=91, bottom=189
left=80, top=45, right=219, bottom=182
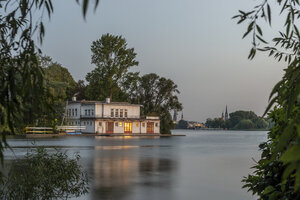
left=4, top=130, right=267, bottom=200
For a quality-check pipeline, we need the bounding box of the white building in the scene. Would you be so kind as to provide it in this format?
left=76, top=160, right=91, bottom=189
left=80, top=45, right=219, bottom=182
left=66, top=98, right=160, bottom=134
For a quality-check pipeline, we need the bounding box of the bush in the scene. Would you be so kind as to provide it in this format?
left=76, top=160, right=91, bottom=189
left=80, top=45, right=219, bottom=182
left=0, top=148, right=89, bottom=200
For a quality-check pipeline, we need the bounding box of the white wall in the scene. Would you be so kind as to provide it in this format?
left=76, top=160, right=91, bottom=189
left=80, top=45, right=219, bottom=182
left=81, top=104, right=95, bottom=117
left=103, top=104, right=140, bottom=118
left=81, top=120, right=95, bottom=133
left=95, top=104, right=103, bottom=117
left=67, top=103, right=81, bottom=120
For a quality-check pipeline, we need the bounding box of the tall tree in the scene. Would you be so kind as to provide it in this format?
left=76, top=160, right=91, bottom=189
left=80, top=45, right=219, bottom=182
left=234, top=1, right=300, bottom=198
left=135, top=73, right=182, bottom=134
left=86, top=34, right=139, bottom=101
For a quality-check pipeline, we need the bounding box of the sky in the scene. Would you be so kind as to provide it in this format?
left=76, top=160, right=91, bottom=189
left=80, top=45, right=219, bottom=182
left=41, top=0, right=286, bottom=122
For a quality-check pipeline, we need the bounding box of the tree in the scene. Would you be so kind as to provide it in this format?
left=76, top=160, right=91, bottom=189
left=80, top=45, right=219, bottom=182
left=0, top=0, right=99, bottom=188
left=234, top=1, right=300, bottom=198
left=0, top=147, right=89, bottom=199
left=74, top=80, right=87, bottom=100
left=135, top=73, right=182, bottom=134
left=86, top=34, right=139, bottom=101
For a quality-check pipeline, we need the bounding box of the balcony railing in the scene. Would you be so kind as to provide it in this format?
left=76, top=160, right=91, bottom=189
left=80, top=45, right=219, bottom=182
left=80, top=114, right=140, bottom=119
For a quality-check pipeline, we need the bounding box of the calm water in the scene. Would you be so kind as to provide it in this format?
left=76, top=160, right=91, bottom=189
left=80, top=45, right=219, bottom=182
left=4, top=130, right=267, bottom=200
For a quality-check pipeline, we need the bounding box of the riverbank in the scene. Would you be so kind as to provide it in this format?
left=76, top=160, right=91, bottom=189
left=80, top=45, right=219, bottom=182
left=11, top=133, right=185, bottom=138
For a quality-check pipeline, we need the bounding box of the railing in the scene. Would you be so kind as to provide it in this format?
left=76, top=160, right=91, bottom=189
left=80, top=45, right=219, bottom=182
left=80, top=114, right=140, bottom=119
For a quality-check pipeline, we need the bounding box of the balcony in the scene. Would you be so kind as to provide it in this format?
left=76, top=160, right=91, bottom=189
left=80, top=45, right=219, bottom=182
left=80, top=114, right=140, bottom=119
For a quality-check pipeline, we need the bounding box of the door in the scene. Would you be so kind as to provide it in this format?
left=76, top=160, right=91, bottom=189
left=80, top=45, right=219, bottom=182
left=146, top=122, right=154, bottom=134
left=106, top=122, right=114, bottom=134
left=124, top=122, right=132, bottom=133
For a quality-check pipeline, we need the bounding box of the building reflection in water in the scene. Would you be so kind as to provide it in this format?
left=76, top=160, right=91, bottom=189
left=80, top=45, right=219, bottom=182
left=91, top=145, right=178, bottom=200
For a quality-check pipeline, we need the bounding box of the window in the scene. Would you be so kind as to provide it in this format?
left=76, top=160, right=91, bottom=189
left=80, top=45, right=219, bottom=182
left=75, top=109, right=77, bottom=116
left=111, top=109, right=114, bottom=117
left=88, top=109, right=90, bottom=116
left=84, top=121, right=86, bottom=125
left=119, top=122, right=123, bottom=127
left=115, top=122, right=118, bottom=127
left=142, top=123, right=145, bottom=127
left=120, top=109, right=123, bottom=118
left=85, top=109, right=87, bottom=116
left=72, top=109, right=74, bottom=116
left=125, top=109, right=128, bottom=118
left=115, top=109, right=119, bottom=117
left=68, top=109, right=71, bottom=116
left=136, top=123, right=139, bottom=127
left=91, top=109, right=94, bottom=116
left=155, top=123, right=158, bottom=127
left=99, top=122, right=102, bottom=126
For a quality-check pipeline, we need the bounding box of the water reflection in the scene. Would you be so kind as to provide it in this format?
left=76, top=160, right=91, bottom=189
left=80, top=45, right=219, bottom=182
left=92, top=146, right=177, bottom=200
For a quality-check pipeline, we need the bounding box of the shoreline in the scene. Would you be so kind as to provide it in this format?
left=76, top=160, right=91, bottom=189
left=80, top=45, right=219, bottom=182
left=8, top=134, right=186, bottom=139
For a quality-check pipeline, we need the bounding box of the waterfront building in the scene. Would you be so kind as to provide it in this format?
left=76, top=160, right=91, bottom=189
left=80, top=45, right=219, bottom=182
left=66, top=97, right=160, bottom=134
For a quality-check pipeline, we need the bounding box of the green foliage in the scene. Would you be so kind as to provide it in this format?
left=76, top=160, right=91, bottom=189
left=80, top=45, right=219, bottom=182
left=176, top=120, right=189, bottom=129
left=86, top=33, right=139, bottom=101
left=205, top=118, right=225, bottom=128
left=0, top=0, right=100, bottom=178
left=74, top=80, right=87, bottom=100
left=0, top=147, right=89, bottom=199
left=205, top=110, right=268, bottom=130
left=0, top=0, right=54, bottom=164
left=234, top=0, right=300, bottom=198
left=228, top=110, right=268, bottom=130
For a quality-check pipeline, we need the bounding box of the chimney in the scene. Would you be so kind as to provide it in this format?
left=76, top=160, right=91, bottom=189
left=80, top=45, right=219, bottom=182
left=106, top=98, right=110, bottom=103
left=72, top=96, right=77, bottom=101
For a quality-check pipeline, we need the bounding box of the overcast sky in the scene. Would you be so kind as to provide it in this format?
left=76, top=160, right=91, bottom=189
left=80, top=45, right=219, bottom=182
left=41, top=0, right=286, bottom=122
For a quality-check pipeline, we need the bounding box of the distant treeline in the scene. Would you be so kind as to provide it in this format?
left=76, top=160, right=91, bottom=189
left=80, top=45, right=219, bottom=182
left=205, top=110, right=273, bottom=130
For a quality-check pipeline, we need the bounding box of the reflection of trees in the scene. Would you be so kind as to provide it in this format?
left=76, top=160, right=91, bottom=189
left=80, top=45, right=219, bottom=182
left=139, top=158, right=177, bottom=188
left=92, top=148, right=177, bottom=200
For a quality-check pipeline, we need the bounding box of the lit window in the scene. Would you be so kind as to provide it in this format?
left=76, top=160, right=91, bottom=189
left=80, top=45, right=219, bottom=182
left=136, top=123, right=139, bottom=127
left=119, top=122, right=123, bottom=127
left=111, top=109, right=114, bottom=117
left=115, top=109, right=119, bottom=117
left=125, top=109, right=128, bottom=117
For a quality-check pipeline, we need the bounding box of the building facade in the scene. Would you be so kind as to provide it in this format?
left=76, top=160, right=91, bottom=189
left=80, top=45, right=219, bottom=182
left=66, top=98, right=160, bottom=134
